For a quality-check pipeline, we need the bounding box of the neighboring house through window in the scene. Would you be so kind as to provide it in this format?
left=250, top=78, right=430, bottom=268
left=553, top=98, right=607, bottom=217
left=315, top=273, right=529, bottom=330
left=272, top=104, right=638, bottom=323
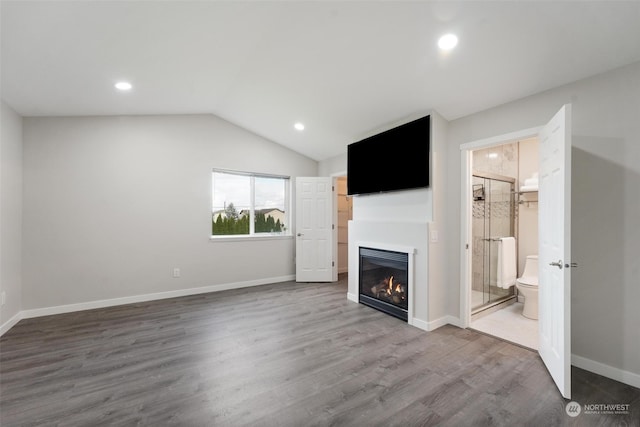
left=212, top=169, right=290, bottom=237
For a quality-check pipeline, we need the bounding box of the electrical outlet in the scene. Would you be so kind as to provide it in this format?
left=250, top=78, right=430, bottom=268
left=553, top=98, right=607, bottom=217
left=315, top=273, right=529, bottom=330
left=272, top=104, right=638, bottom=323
left=172, top=268, right=181, bottom=278
left=1, top=291, right=6, bottom=306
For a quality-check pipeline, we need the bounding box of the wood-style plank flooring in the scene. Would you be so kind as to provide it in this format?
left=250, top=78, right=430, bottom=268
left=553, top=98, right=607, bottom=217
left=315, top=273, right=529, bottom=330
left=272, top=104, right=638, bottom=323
left=2, top=275, right=639, bottom=426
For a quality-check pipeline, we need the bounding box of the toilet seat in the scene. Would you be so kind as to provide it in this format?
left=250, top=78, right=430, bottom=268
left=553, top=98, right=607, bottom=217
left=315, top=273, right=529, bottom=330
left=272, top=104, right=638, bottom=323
left=516, top=276, right=537, bottom=287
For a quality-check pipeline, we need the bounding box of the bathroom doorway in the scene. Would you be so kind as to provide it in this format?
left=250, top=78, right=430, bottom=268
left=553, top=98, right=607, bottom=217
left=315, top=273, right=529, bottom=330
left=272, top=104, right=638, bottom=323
left=463, top=137, right=540, bottom=350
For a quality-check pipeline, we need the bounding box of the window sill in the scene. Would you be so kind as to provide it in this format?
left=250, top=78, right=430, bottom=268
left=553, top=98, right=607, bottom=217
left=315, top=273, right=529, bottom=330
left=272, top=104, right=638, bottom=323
left=209, top=234, right=293, bottom=243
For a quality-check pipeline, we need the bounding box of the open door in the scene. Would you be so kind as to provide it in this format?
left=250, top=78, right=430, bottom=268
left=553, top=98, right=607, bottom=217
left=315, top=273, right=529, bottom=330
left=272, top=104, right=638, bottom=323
left=538, top=104, right=572, bottom=399
left=295, top=177, right=336, bottom=282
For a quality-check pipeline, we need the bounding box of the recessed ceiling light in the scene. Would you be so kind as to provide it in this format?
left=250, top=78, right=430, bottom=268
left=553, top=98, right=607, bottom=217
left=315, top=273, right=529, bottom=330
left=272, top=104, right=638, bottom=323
left=438, top=34, right=458, bottom=51
left=114, top=81, right=132, bottom=91
left=294, top=122, right=305, bottom=131
left=488, top=152, right=499, bottom=159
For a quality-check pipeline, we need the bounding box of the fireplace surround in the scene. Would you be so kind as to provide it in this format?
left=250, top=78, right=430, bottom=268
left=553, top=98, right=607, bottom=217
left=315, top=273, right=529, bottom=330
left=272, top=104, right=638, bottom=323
left=358, top=247, right=409, bottom=321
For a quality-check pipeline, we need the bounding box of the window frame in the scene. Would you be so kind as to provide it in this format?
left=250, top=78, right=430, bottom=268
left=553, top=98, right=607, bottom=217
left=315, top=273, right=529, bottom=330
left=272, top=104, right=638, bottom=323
left=210, top=168, right=292, bottom=241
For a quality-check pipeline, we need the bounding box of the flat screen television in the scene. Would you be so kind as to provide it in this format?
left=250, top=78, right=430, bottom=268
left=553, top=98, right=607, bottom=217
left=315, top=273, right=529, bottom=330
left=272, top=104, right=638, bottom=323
left=347, top=115, right=430, bottom=196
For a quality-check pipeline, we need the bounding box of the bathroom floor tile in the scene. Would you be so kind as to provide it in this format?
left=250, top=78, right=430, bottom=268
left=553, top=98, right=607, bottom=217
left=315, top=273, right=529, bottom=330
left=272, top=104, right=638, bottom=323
left=470, top=302, right=538, bottom=350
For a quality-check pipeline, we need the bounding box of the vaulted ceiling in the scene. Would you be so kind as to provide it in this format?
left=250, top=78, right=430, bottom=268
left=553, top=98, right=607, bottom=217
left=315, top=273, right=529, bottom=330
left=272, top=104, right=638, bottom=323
left=2, top=1, right=640, bottom=161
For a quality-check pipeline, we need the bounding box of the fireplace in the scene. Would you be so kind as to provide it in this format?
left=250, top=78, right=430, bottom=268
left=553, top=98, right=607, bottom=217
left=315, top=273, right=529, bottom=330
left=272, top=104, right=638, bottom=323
left=359, top=247, right=409, bottom=321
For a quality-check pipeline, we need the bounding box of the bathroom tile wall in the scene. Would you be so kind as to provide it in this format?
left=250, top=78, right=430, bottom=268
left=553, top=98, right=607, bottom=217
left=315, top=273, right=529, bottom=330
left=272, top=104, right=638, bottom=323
left=473, top=142, right=518, bottom=178
left=472, top=143, right=518, bottom=301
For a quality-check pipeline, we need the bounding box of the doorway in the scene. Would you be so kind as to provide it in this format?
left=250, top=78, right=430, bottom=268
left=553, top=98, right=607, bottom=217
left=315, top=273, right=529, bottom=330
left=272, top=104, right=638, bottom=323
left=335, top=176, right=352, bottom=275
left=462, top=136, right=540, bottom=350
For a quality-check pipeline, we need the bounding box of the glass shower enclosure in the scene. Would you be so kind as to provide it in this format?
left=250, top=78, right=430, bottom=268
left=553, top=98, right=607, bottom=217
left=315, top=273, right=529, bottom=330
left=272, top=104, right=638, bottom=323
left=471, top=172, right=516, bottom=312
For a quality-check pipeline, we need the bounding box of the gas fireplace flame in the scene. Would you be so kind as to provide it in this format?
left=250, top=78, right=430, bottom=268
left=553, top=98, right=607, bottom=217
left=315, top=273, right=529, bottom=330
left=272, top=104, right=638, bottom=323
left=370, top=276, right=407, bottom=306
left=368, top=274, right=408, bottom=308
left=383, top=276, right=404, bottom=296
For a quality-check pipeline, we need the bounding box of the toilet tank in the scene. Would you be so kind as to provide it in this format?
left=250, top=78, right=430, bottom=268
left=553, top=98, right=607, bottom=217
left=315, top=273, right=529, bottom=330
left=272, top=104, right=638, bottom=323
left=522, top=255, right=539, bottom=279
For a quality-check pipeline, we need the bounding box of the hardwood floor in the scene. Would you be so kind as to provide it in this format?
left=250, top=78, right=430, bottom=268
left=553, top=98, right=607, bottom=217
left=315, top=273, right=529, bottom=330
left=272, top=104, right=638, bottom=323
left=2, top=274, right=639, bottom=426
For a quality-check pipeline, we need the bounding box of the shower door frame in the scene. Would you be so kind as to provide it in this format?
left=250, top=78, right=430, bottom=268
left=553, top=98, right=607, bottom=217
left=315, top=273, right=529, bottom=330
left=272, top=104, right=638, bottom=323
left=470, top=171, right=517, bottom=313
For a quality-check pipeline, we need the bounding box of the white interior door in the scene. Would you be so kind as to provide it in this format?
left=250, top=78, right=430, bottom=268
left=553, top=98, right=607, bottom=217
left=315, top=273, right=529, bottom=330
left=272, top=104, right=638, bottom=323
left=295, top=177, right=335, bottom=282
left=538, top=104, right=572, bottom=399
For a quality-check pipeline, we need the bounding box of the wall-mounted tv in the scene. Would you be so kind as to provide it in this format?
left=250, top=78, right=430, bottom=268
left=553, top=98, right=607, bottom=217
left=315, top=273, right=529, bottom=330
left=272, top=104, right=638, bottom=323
left=347, top=114, right=430, bottom=196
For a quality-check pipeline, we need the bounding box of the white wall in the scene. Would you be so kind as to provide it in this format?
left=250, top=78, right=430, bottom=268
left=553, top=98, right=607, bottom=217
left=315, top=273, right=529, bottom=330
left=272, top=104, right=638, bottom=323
left=0, top=101, right=23, bottom=330
left=22, top=114, right=317, bottom=312
left=446, top=61, right=640, bottom=381
left=318, top=153, right=347, bottom=177
left=427, top=111, right=449, bottom=323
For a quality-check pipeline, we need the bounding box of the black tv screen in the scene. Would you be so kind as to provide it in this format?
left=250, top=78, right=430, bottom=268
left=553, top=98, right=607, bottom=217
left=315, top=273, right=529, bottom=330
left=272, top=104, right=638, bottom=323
left=347, top=115, right=430, bottom=196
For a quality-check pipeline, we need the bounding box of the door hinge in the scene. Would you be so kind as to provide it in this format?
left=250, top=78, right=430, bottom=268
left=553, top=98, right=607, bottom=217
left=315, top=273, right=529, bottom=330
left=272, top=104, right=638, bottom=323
left=332, top=261, right=335, bottom=267
left=332, top=224, right=335, bottom=230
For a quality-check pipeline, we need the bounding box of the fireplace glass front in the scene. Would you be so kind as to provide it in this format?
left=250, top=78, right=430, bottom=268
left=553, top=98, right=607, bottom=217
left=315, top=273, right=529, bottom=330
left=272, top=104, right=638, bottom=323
left=358, top=247, right=408, bottom=321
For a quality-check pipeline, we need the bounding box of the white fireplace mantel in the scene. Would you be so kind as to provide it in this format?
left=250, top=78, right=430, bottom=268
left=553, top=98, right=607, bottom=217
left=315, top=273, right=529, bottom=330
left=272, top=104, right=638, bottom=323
left=347, top=220, right=430, bottom=331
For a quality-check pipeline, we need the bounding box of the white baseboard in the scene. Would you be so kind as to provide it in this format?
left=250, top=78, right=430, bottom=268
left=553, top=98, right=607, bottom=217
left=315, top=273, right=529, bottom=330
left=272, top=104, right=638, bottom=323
left=444, top=315, right=464, bottom=328
left=18, top=275, right=295, bottom=320
left=420, top=315, right=463, bottom=331
left=572, top=354, right=640, bottom=390
left=0, top=311, right=23, bottom=336
left=410, top=317, right=430, bottom=331
left=406, top=315, right=464, bottom=332
left=346, top=292, right=358, bottom=303
left=426, top=317, right=448, bottom=331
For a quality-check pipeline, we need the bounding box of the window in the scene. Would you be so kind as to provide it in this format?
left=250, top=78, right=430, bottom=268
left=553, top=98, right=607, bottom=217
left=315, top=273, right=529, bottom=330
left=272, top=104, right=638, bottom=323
left=212, top=170, right=290, bottom=237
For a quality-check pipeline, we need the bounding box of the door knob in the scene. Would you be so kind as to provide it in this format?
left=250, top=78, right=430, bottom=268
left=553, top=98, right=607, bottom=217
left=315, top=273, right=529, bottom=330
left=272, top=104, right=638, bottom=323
left=565, top=262, right=578, bottom=268
left=297, top=233, right=304, bottom=237
left=549, top=260, right=563, bottom=269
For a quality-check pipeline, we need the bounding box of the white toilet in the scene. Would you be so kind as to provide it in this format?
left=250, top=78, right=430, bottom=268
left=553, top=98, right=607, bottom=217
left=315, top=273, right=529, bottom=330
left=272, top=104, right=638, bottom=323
left=516, top=255, right=539, bottom=319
